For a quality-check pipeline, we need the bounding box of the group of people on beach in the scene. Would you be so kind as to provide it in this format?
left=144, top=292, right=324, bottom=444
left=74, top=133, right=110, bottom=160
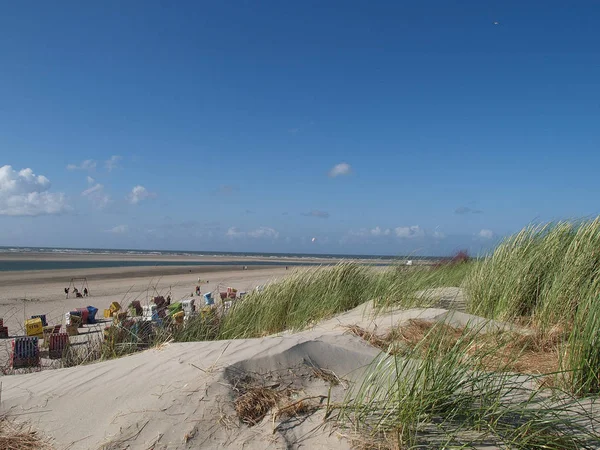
left=64, top=287, right=89, bottom=299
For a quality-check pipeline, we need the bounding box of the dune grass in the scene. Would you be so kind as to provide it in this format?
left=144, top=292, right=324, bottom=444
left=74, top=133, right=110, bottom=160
left=218, top=262, right=372, bottom=339
left=372, top=261, right=471, bottom=310
left=165, top=259, right=471, bottom=345
left=466, top=219, right=600, bottom=328
left=465, top=218, right=600, bottom=395
left=339, top=321, right=600, bottom=449
left=176, top=261, right=471, bottom=341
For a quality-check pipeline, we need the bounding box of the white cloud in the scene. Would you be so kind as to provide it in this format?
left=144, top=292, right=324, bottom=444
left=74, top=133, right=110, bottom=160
left=66, top=159, right=96, bottom=171
left=81, top=184, right=103, bottom=197
left=105, top=155, right=122, bottom=171
left=0, top=165, right=68, bottom=216
left=86, top=176, right=95, bottom=184
left=344, top=225, right=444, bottom=244
left=248, top=227, right=279, bottom=239
left=394, top=225, right=425, bottom=239
left=107, top=225, right=128, bottom=234
left=478, top=229, right=494, bottom=239
left=343, top=226, right=391, bottom=244
left=226, top=226, right=279, bottom=240
left=347, top=225, right=439, bottom=241
left=129, top=185, right=156, bottom=204
left=226, top=227, right=244, bottom=238
left=328, top=162, right=352, bottom=178
left=81, top=183, right=110, bottom=209
left=370, top=226, right=391, bottom=237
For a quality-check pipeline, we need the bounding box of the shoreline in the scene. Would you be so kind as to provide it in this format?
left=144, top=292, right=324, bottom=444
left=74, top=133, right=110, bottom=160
left=0, top=252, right=411, bottom=275
left=0, top=251, right=402, bottom=264
left=0, top=264, right=292, bottom=287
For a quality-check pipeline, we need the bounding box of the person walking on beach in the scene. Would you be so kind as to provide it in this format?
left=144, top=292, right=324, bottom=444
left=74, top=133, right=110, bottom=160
left=83, top=287, right=88, bottom=297
left=64, top=287, right=69, bottom=299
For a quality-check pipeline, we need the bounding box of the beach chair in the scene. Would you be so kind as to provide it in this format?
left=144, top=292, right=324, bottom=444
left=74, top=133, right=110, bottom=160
left=49, top=333, right=69, bottom=359
left=12, top=337, right=40, bottom=369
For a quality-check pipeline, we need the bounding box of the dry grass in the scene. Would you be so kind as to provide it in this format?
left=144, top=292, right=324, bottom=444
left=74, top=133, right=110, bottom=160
left=346, top=320, right=464, bottom=357
left=347, top=431, right=403, bottom=450
left=347, top=319, right=562, bottom=376
left=0, top=416, right=52, bottom=450
left=234, top=386, right=295, bottom=426
left=310, top=366, right=343, bottom=386
left=345, top=324, right=390, bottom=349
left=233, top=386, right=321, bottom=426
left=230, top=367, right=327, bottom=427
left=273, top=396, right=321, bottom=421
left=486, top=327, right=563, bottom=375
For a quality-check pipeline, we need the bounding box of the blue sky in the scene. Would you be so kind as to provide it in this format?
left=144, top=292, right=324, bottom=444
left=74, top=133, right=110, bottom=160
left=1, top=1, right=599, bottom=256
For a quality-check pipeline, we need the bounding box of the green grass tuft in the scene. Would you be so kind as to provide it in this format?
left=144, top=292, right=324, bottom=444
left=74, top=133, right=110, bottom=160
left=466, top=218, right=600, bottom=395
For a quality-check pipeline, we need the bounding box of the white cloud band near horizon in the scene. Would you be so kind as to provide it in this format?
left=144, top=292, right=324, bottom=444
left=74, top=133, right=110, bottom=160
left=107, top=225, right=128, bottom=234
left=345, top=224, right=441, bottom=242
left=394, top=225, right=425, bottom=239
left=226, top=226, right=279, bottom=239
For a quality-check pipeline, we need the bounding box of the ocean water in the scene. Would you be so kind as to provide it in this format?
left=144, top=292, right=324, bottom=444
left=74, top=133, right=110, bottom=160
left=0, top=246, right=435, bottom=272
left=0, top=260, right=322, bottom=271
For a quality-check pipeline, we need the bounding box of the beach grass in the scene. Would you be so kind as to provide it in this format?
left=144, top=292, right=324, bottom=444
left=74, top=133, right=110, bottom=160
left=371, top=258, right=471, bottom=310
left=192, top=260, right=470, bottom=341
left=465, top=219, right=600, bottom=328
left=465, top=218, right=600, bottom=394
left=339, top=321, right=600, bottom=449
left=217, top=262, right=372, bottom=339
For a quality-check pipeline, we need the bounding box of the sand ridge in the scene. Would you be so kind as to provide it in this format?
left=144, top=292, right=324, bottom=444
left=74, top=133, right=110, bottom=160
left=0, top=296, right=510, bottom=450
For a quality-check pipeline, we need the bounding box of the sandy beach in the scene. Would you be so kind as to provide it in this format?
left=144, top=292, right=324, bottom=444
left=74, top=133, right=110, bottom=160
left=0, top=252, right=402, bottom=336
left=0, top=264, right=290, bottom=337
left=0, top=252, right=396, bottom=331
left=0, top=257, right=299, bottom=375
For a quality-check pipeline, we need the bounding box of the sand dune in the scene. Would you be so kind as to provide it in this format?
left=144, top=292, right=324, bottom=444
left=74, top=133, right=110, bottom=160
left=0, top=298, right=505, bottom=450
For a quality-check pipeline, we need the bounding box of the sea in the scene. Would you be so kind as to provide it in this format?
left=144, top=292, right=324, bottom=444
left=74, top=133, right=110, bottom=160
left=0, top=246, right=438, bottom=272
